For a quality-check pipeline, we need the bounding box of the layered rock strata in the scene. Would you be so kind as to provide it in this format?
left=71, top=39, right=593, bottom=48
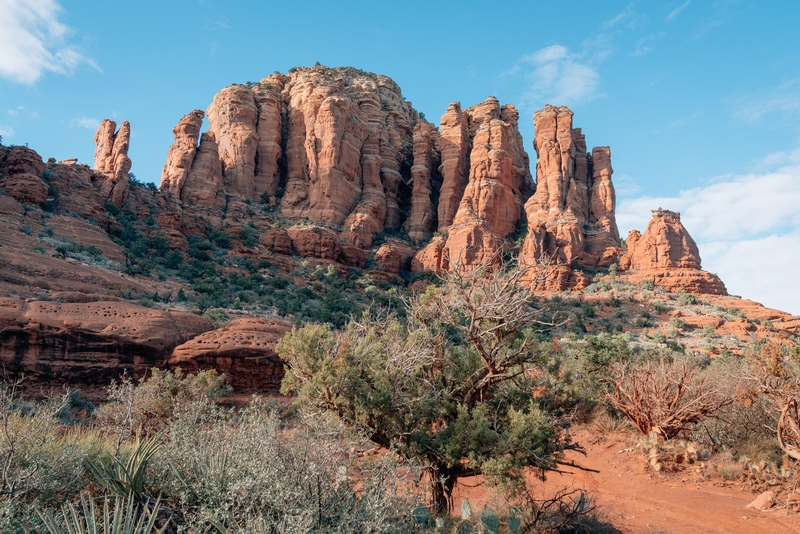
left=519, top=105, right=621, bottom=282
left=619, top=209, right=726, bottom=294
left=0, top=298, right=211, bottom=397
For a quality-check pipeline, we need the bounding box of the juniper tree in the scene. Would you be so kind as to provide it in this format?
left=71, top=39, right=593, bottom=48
left=278, top=261, right=576, bottom=513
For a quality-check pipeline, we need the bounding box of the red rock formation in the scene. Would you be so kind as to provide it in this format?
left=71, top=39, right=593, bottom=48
left=287, top=226, right=341, bottom=260
left=253, top=80, right=285, bottom=198
left=619, top=209, right=726, bottom=295
left=405, top=121, right=440, bottom=242
left=207, top=85, right=259, bottom=201
left=181, top=132, right=226, bottom=211
left=437, top=103, right=471, bottom=231
left=0, top=146, right=48, bottom=204
left=160, top=110, right=205, bottom=196
left=161, top=67, right=423, bottom=248
left=93, top=120, right=132, bottom=205
left=169, top=317, right=290, bottom=392
left=93, top=119, right=117, bottom=173
left=414, top=98, right=532, bottom=271
left=0, top=298, right=211, bottom=397
left=520, top=105, right=620, bottom=285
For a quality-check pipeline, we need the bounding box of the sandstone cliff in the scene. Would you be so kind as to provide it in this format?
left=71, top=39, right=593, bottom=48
left=519, top=105, right=620, bottom=285
left=160, top=66, right=438, bottom=249
left=619, top=209, right=727, bottom=294
left=413, top=97, right=533, bottom=271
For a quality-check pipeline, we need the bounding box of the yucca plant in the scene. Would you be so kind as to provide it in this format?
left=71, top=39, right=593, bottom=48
left=85, top=435, right=161, bottom=500
left=38, top=492, right=164, bottom=534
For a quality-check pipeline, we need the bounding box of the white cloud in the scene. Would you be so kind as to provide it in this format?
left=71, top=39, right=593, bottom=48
left=665, top=1, right=691, bottom=23
left=602, top=2, right=645, bottom=30
left=728, top=79, right=800, bottom=123
left=617, top=155, right=800, bottom=314
left=509, top=45, right=600, bottom=108
left=69, top=116, right=100, bottom=130
left=0, top=0, right=96, bottom=84
left=632, top=32, right=666, bottom=57
left=0, top=125, right=14, bottom=139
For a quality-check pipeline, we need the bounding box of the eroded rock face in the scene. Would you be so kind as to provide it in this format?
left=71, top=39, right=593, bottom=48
left=0, top=146, right=49, bottom=204
left=161, top=110, right=205, bottom=197
left=414, top=98, right=532, bottom=271
left=0, top=298, right=211, bottom=397
left=160, top=67, right=425, bottom=248
left=621, top=209, right=700, bottom=270
left=405, top=121, right=440, bottom=242
left=169, top=318, right=290, bottom=392
left=93, top=120, right=132, bottom=205
left=619, top=209, right=726, bottom=295
left=519, top=105, right=620, bottom=284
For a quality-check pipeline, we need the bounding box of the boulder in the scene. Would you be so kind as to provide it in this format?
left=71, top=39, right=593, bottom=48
left=169, top=317, right=291, bottom=392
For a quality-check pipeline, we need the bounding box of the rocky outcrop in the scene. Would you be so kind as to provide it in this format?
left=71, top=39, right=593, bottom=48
left=619, top=209, right=726, bottom=295
left=160, top=67, right=424, bottom=248
left=414, top=98, right=532, bottom=271
left=405, top=121, right=440, bottom=242
left=207, top=85, right=260, bottom=202
left=93, top=120, right=132, bottom=205
left=160, top=110, right=205, bottom=197
left=0, top=298, right=212, bottom=397
left=181, top=132, right=226, bottom=211
left=169, top=317, right=291, bottom=392
left=0, top=146, right=49, bottom=204
left=519, top=105, right=620, bottom=286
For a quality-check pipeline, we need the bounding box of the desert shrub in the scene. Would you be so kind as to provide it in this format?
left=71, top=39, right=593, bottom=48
left=687, top=358, right=773, bottom=449
left=675, top=290, right=698, bottom=306
left=635, top=313, right=652, bottom=328
left=747, top=340, right=800, bottom=460
left=152, top=399, right=417, bottom=533
left=607, top=358, right=733, bottom=439
left=641, top=279, right=655, bottom=290
left=95, top=369, right=230, bottom=443
left=653, top=302, right=670, bottom=314
left=718, top=465, right=743, bottom=480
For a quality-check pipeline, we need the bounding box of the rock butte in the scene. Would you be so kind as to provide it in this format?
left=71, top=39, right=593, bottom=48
left=0, top=65, right=749, bottom=395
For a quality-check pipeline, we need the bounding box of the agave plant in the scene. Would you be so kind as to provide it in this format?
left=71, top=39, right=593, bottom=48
left=85, top=435, right=162, bottom=499
left=38, top=492, right=164, bottom=534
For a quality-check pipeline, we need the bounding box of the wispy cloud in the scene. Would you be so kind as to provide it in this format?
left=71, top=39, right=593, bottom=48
left=665, top=1, right=691, bottom=23
left=69, top=116, right=100, bottom=130
left=631, top=32, right=666, bottom=56
left=603, top=2, right=646, bottom=30
left=505, top=45, right=601, bottom=108
left=0, top=0, right=97, bottom=84
left=0, top=125, right=14, bottom=139
left=669, top=111, right=703, bottom=127
left=617, top=150, right=800, bottom=313
left=727, top=78, right=800, bottom=123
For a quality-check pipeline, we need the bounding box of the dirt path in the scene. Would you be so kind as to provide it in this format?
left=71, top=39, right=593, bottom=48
left=452, top=430, right=800, bottom=533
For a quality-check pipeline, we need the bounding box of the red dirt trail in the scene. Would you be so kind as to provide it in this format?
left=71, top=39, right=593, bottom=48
left=452, top=430, right=800, bottom=533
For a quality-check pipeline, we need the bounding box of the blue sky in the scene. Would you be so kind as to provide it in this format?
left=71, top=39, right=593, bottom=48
left=2, top=0, right=800, bottom=314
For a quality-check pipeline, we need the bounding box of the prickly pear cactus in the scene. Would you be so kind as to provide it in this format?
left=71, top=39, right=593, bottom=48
left=480, top=508, right=499, bottom=534
left=461, top=498, right=472, bottom=520
left=413, top=505, right=434, bottom=530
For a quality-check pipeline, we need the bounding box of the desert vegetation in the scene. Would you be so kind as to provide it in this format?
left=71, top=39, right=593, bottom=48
left=1, top=258, right=799, bottom=532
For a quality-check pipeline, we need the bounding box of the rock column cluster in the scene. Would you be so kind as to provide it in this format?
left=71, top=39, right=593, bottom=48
left=93, top=119, right=132, bottom=205
left=519, top=105, right=620, bottom=276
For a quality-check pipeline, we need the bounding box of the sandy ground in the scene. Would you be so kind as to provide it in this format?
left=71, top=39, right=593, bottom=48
left=451, top=429, right=800, bottom=533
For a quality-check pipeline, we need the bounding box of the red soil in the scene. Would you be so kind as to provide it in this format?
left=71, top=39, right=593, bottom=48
left=451, top=429, right=800, bottom=533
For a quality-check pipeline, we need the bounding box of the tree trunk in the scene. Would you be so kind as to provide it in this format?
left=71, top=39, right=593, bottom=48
left=424, top=464, right=456, bottom=514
